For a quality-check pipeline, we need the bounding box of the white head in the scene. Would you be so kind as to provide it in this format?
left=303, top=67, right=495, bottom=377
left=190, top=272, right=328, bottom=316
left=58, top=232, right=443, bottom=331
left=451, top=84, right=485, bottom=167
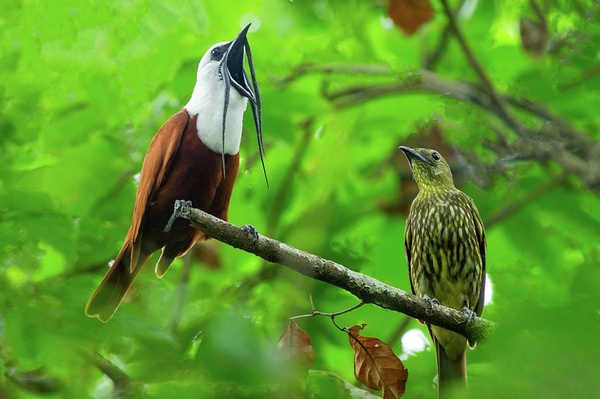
left=185, top=40, right=247, bottom=155
left=184, top=24, right=267, bottom=183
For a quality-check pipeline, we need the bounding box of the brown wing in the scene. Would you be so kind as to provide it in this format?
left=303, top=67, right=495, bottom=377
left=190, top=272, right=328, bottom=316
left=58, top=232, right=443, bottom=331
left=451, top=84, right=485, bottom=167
left=127, top=110, right=190, bottom=270
left=469, top=197, right=487, bottom=317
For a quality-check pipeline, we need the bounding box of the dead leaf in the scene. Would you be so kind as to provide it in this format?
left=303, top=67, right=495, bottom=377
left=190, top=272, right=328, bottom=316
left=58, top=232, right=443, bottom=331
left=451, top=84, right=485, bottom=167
left=274, top=321, right=315, bottom=398
left=348, top=324, right=409, bottom=399
left=387, top=0, right=434, bottom=36
left=520, top=17, right=548, bottom=58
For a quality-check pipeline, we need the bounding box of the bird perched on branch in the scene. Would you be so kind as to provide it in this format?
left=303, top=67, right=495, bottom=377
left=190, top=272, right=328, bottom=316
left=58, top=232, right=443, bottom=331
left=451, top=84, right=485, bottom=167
left=399, top=146, right=486, bottom=398
left=85, top=24, right=265, bottom=322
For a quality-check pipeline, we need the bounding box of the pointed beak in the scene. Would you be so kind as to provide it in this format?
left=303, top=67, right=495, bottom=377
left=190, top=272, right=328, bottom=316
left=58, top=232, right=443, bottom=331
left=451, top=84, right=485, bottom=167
left=399, top=146, right=434, bottom=166
left=224, top=24, right=255, bottom=102
left=219, top=23, right=268, bottom=185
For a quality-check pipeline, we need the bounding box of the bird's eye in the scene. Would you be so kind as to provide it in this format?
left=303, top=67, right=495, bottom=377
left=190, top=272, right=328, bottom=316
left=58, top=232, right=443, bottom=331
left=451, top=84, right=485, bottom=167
left=211, top=47, right=225, bottom=61
left=431, top=152, right=441, bottom=161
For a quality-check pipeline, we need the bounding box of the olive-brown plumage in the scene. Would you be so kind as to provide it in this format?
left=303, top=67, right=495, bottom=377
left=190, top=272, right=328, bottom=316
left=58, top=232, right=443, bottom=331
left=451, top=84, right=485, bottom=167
left=400, top=146, right=486, bottom=398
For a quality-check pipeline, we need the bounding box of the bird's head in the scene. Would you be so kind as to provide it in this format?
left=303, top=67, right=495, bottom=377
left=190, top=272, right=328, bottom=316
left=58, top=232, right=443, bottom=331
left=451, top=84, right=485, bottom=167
left=196, top=24, right=258, bottom=105
left=193, top=24, right=267, bottom=184
left=399, top=146, right=454, bottom=190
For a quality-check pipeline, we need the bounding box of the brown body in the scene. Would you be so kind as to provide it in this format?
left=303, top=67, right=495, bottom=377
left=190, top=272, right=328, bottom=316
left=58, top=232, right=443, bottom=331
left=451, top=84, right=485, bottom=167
left=85, top=110, right=239, bottom=322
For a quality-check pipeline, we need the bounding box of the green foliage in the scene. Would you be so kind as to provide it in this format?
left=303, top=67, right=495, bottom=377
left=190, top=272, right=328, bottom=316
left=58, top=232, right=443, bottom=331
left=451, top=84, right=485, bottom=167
left=1, top=0, right=599, bottom=398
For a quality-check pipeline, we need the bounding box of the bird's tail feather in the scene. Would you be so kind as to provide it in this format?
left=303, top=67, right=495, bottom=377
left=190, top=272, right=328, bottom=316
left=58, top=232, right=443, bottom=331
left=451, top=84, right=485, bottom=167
left=435, top=338, right=466, bottom=399
left=85, top=243, right=150, bottom=322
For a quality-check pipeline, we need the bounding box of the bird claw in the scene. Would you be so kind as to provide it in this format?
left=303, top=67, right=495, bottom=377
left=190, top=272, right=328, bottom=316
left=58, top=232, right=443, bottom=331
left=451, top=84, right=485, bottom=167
left=461, top=306, right=477, bottom=324
left=424, top=295, right=439, bottom=306
left=463, top=307, right=479, bottom=348
left=241, top=224, right=259, bottom=245
left=163, top=200, right=193, bottom=232
left=423, top=295, right=439, bottom=316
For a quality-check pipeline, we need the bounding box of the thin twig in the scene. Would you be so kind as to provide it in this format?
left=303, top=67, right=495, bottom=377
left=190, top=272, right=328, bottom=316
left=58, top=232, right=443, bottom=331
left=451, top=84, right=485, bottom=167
left=558, top=62, right=600, bottom=92
left=423, top=0, right=467, bottom=69
left=324, top=69, right=484, bottom=109
left=530, top=0, right=546, bottom=23
left=278, top=61, right=592, bottom=145
left=290, top=293, right=364, bottom=322
left=440, top=0, right=496, bottom=93
left=274, top=63, right=392, bottom=88
left=504, top=96, right=590, bottom=143
left=3, top=361, right=62, bottom=395
left=266, top=117, right=314, bottom=236
left=485, top=175, right=568, bottom=229
left=296, top=66, right=600, bottom=193
left=423, top=22, right=452, bottom=70
left=81, top=350, right=140, bottom=396
left=440, top=0, right=527, bottom=137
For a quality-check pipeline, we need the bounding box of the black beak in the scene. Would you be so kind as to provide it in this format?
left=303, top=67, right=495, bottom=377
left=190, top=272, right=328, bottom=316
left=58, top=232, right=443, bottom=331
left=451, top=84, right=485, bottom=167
left=224, top=24, right=254, bottom=101
left=399, top=146, right=434, bottom=166
left=219, top=23, right=268, bottom=186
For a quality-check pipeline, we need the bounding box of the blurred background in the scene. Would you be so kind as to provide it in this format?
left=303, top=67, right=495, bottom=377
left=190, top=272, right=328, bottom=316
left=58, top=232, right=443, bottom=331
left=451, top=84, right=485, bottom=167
left=1, top=0, right=599, bottom=398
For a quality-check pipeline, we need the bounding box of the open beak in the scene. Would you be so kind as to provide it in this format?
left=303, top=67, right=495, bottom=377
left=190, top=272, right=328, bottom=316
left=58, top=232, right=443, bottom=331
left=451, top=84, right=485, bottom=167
left=399, top=146, right=434, bottom=166
left=224, top=24, right=255, bottom=102
left=219, top=23, right=267, bottom=186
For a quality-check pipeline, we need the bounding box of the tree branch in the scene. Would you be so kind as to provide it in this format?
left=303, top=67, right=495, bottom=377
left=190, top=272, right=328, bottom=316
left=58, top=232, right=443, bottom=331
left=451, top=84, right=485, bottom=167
left=440, top=0, right=527, bottom=137
left=169, top=201, right=494, bottom=344
left=3, top=361, right=62, bottom=395
left=422, top=0, right=467, bottom=70
left=81, top=350, right=141, bottom=397
left=278, top=63, right=600, bottom=194
left=484, top=174, right=568, bottom=229
left=210, top=117, right=317, bottom=307
left=266, top=117, right=314, bottom=237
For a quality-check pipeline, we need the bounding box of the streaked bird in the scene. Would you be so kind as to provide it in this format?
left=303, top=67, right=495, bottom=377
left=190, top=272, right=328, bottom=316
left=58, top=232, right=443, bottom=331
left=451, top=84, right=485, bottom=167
left=86, top=24, right=265, bottom=322
left=400, top=146, right=486, bottom=398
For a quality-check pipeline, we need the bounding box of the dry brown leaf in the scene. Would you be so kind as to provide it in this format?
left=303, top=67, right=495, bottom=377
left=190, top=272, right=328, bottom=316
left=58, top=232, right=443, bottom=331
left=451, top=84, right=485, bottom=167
left=274, top=321, right=315, bottom=398
left=520, top=18, right=548, bottom=58
left=387, top=0, right=434, bottom=35
left=348, top=324, right=409, bottom=399
left=275, top=320, right=315, bottom=370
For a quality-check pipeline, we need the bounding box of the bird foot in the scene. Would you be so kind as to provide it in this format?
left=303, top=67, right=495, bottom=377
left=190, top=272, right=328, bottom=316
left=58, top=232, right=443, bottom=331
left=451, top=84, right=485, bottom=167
left=461, top=306, right=477, bottom=324
left=163, top=200, right=193, bottom=232
left=241, top=224, right=259, bottom=245
left=424, top=295, right=439, bottom=305
left=423, top=295, right=439, bottom=317
left=462, top=307, right=479, bottom=348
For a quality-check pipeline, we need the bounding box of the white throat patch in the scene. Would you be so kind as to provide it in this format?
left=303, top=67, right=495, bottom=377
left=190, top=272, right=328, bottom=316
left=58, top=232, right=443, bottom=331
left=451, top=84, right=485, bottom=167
left=184, top=42, right=249, bottom=155
left=185, top=83, right=247, bottom=155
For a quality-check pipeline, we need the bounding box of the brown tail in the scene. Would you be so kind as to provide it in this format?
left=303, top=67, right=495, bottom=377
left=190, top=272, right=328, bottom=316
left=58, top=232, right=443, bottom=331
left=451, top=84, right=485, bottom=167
left=85, top=243, right=150, bottom=322
left=435, top=338, right=466, bottom=399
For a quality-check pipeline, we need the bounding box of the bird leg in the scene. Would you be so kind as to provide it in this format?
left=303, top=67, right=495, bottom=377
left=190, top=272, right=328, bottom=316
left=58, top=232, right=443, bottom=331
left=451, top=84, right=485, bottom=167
left=462, top=306, right=479, bottom=348
left=422, top=295, right=440, bottom=317
left=163, top=200, right=193, bottom=232
left=241, top=224, right=259, bottom=245
left=423, top=295, right=440, bottom=305
left=461, top=306, right=477, bottom=324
